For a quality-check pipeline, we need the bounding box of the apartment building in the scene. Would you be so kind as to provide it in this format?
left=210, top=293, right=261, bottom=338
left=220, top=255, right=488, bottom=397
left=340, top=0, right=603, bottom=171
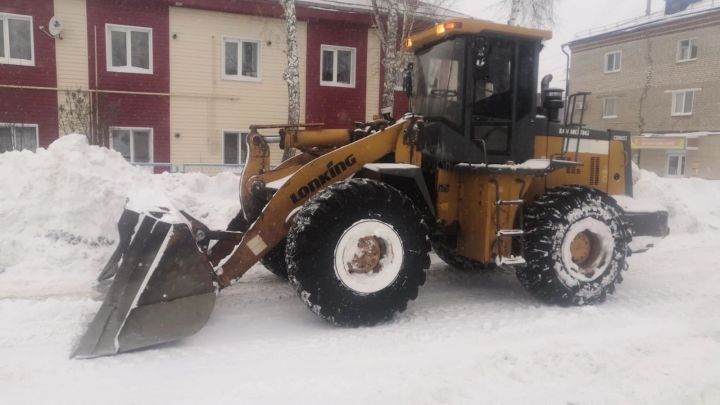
left=0, top=0, right=458, bottom=170
left=568, top=1, right=720, bottom=179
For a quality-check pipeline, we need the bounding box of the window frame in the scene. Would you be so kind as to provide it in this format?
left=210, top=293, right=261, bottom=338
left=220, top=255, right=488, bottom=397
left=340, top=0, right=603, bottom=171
left=0, top=123, right=39, bottom=152
left=604, top=50, right=622, bottom=74
left=221, top=36, right=262, bottom=82
left=602, top=97, right=619, bottom=119
left=109, top=126, right=154, bottom=163
left=222, top=130, right=249, bottom=165
left=320, top=44, right=357, bottom=88
left=677, top=38, right=698, bottom=63
left=666, top=152, right=686, bottom=177
left=0, top=13, right=35, bottom=66
left=670, top=89, right=699, bottom=116
left=105, top=23, right=153, bottom=74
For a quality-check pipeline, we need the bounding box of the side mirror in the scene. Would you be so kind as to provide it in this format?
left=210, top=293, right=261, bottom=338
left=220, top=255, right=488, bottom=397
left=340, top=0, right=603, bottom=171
left=403, top=62, right=414, bottom=98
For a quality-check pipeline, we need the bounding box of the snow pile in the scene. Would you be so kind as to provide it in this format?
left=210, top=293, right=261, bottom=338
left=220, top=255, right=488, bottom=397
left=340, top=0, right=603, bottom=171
left=1, top=136, right=720, bottom=404
left=633, top=167, right=720, bottom=233
left=0, top=134, right=239, bottom=297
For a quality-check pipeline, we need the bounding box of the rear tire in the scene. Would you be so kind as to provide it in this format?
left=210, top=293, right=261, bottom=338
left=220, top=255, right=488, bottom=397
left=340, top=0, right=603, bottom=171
left=518, top=185, right=631, bottom=305
left=286, top=178, right=430, bottom=326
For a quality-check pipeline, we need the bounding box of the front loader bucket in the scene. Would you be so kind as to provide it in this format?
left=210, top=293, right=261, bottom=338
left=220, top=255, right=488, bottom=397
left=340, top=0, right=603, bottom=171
left=72, top=211, right=217, bottom=359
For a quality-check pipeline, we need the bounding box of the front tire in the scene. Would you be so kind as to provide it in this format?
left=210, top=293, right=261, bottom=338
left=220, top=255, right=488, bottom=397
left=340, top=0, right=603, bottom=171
left=518, top=185, right=631, bottom=305
left=286, top=178, right=430, bottom=326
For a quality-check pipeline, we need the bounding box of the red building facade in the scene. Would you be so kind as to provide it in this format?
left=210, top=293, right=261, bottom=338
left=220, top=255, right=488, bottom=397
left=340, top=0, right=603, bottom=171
left=0, top=0, right=58, bottom=150
left=86, top=0, right=170, bottom=165
left=306, top=18, right=370, bottom=128
left=0, top=0, right=450, bottom=164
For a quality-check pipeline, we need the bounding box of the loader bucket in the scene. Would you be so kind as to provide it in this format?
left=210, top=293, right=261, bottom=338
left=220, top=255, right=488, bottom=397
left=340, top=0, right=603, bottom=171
left=72, top=210, right=217, bottom=359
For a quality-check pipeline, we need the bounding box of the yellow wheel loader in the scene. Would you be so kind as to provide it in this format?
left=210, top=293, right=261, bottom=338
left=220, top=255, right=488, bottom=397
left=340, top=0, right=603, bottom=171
left=73, top=19, right=669, bottom=358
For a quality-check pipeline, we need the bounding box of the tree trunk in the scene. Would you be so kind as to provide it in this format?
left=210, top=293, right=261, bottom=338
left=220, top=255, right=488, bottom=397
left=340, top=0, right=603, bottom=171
left=508, top=0, right=522, bottom=25
left=280, top=0, right=300, bottom=161
left=380, top=5, right=399, bottom=115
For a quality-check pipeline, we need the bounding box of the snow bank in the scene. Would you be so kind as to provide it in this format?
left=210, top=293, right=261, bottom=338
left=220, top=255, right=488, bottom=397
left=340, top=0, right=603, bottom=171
left=0, top=134, right=239, bottom=297
left=2, top=136, right=720, bottom=405
left=633, top=167, right=720, bottom=233
left=1, top=134, right=719, bottom=297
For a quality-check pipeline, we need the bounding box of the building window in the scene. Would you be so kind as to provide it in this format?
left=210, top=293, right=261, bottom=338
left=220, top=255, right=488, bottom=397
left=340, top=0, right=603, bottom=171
left=110, top=127, right=153, bottom=163
left=223, top=131, right=248, bottom=165
left=106, top=24, right=152, bottom=74
left=0, top=124, right=38, bottom=152
left=602, top=97, right=618, bottom=119
left=677, top=39, right=698, bottom=62
left=320, top=45, right=356, bottom=87
left=0, top=13, right=34, bottom=66
left=604, top=51, right=622, bottom=73
left=666, top=153, right=686, bottom=177
left=671, top=89, right=697, bottom=116
left=223, top=38, right=260, bottom=80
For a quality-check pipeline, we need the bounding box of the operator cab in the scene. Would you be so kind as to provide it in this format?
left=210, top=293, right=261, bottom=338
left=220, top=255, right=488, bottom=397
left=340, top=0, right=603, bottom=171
left=405, top=20, right=552, bottom=165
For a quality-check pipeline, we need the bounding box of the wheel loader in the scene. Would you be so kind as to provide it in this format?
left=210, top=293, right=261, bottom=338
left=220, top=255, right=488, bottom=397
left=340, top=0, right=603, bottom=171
left=73, top=19, right=669, bottom=358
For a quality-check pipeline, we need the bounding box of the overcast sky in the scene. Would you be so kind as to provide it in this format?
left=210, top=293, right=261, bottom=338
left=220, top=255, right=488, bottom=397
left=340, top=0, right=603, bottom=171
left=454, top=0, right=668, bottom=89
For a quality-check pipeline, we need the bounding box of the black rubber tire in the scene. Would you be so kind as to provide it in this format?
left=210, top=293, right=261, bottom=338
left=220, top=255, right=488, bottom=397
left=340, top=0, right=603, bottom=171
left=286, top=178, right=431, bottom=326
left=518, top=185, right=631, bottom=305
left=432, top=241, right=486, bottom=271
left=260, top=240, right=288, bottom=279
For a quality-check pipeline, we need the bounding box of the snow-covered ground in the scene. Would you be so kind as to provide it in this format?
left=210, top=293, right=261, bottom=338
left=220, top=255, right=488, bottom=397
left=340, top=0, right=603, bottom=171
left=1, top=136, right=719, bottom=404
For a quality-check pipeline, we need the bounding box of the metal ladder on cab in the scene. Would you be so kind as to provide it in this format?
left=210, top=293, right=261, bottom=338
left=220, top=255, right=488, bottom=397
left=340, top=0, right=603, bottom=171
left=491, top=180, right=527, bottom=268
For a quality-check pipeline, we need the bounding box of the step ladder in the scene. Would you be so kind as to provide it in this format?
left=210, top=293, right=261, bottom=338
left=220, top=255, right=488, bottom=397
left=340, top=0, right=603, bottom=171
left=492, top=187, right=526, bottom=269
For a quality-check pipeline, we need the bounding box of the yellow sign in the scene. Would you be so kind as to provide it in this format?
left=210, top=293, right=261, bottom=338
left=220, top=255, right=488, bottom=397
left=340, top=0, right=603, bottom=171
left=631, top=137, right=686, bottom=150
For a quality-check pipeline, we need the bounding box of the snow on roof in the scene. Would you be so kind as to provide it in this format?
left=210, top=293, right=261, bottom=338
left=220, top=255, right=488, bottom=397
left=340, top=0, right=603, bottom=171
left=572, top=0, right=720, bottom=43
left=297, top=0, right=469, bottom=19
left=640, top=131, right=720, bottom=139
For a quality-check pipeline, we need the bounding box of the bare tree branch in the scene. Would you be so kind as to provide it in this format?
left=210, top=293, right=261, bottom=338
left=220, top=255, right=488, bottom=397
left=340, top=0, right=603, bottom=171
left=369, top=0, right=455, bottom=114
left=505, top=0, right=557, bottom=29
left=59, top=89, right=117, bottom=146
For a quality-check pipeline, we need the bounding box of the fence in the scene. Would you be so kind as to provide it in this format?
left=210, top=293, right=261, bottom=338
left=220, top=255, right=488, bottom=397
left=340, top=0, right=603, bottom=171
left=131, top=162, right=245, bottom=175
left=131, top=162, right=176, bottom=174
left=181, top=163, right=245, bottom=175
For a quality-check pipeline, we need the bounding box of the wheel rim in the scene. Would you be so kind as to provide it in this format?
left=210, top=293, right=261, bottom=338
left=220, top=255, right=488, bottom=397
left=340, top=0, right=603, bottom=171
left=334, top=219, right=404, bottom=294
left=561, top=218, right=615, bottom=282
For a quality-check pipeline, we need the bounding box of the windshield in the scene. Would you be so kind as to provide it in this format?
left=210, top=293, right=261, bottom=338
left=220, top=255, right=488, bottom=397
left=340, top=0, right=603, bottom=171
left=413, top=37, right=465, bottom=127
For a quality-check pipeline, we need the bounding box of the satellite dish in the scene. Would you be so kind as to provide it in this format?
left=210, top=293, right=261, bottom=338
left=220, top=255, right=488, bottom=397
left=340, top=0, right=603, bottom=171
left=48, top=16, right=64, bottom=37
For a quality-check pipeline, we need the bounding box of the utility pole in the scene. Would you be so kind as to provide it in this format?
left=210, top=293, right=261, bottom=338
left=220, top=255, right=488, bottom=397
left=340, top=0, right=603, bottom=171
left=646, top=0, right=652, bottom=16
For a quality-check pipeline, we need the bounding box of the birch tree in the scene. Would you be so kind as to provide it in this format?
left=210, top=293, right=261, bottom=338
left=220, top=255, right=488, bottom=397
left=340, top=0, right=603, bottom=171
left=280, top=0, right=301, bottom=161
left=505, top=0, right=556, bottom=29
left=58, top=89, right=117, bottom=146
left=369, top=0, right=452, bottom=115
